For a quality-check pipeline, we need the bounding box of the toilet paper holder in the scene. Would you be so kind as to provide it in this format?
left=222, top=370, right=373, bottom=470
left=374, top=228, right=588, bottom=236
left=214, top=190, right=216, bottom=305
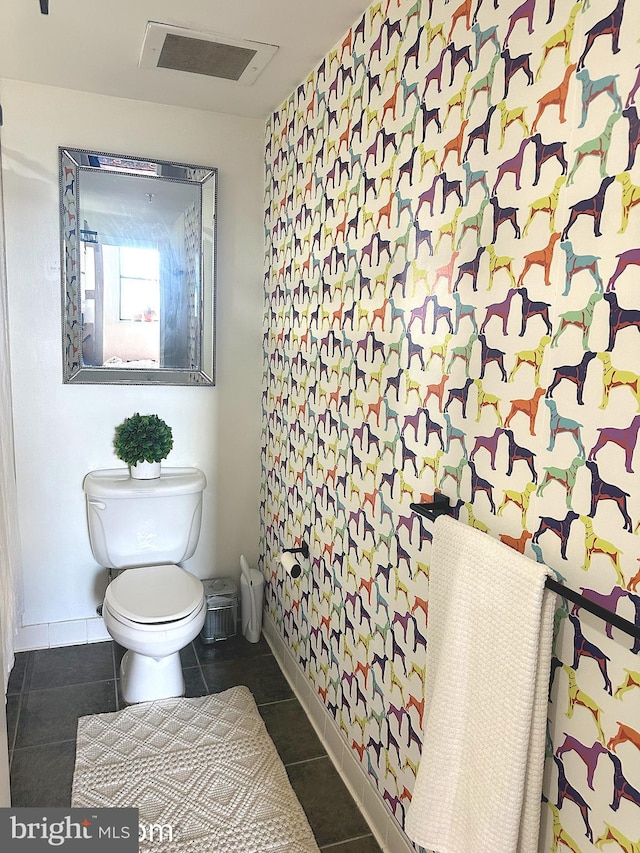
left=283, top=542, right=309, bottom=559
left=280, top=542, right=309, bottom=579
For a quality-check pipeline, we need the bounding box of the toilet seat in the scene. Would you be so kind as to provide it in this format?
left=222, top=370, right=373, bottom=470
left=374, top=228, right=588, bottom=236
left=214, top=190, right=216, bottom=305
left=104, top=563, right=204, bottom=625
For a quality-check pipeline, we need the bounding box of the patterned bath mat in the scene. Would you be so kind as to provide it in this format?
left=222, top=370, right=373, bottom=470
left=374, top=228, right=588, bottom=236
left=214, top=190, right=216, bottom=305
left=72, top=686, right=320, bottom=852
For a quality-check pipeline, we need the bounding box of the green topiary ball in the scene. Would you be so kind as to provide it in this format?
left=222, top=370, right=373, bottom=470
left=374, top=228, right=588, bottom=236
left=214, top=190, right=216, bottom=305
left=113, top=413, right=173, bottom=466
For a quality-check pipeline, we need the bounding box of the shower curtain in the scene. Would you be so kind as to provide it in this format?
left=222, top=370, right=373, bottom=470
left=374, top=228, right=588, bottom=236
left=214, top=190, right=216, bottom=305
left=0, top=104, right=22, bottom=690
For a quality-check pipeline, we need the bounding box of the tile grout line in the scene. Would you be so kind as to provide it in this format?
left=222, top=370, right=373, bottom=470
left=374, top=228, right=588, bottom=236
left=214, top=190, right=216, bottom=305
left=256, top=695, right=298, bottom=709
left=20, top=676, right=119, bottom=694
left=189, top=641, right=211, bottom=694
left=7, top=651, right=33, bottom=769
left=111, top=642, right=121, bottom=709
left=12, top=736, right=78, bottom=752
left=319, top=834, right=377, bottom=850
left=283, top=753, right=328, bottom=769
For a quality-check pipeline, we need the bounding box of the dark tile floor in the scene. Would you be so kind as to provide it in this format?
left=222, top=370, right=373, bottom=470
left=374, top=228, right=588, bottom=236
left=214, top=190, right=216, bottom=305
left=6, top=633, right=381, bottom=852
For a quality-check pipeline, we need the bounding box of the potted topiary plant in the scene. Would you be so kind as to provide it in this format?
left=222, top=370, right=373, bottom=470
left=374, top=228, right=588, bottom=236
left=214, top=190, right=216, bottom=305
left=113, top=413, right=173, bottom=479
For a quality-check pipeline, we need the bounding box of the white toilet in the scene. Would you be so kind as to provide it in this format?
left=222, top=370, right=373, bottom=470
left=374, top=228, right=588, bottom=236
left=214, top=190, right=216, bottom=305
left=83, top=467, right=207, bottom=704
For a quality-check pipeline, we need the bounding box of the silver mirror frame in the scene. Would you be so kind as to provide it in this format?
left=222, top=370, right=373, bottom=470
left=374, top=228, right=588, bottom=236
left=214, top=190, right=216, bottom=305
left=60, top=147, right=217, bottom=385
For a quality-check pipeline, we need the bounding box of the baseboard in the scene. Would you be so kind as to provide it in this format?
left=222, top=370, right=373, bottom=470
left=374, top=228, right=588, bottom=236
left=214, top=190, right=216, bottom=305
left=15, top=616, right=111, bottom=651
left=262, top=612, right=415, bottom=853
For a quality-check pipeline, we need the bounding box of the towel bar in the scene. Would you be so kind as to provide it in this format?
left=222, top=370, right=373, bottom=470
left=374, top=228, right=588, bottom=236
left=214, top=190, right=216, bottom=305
left=410, top=498, right=640, bottom=643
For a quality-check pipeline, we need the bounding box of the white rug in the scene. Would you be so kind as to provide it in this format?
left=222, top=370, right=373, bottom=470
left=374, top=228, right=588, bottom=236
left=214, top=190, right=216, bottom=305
left=72, top=686, right=320, bottom=853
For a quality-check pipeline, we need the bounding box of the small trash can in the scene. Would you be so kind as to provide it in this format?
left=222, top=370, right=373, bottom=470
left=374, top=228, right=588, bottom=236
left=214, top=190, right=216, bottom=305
left=240, top=559, right=264, bottom=643
left=200, top=578, right=238, bottom=644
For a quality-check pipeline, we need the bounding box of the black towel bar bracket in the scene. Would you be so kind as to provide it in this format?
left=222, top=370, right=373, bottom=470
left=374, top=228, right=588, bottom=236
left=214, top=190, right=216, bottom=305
left=410, top=494, right=451, bottom=519
left=410, top=497, right=640, bottom=643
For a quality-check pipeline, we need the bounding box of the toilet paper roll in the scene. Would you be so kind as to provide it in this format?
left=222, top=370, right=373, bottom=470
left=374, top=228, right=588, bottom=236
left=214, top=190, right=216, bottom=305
left=280, top=551, right=302, bottom=578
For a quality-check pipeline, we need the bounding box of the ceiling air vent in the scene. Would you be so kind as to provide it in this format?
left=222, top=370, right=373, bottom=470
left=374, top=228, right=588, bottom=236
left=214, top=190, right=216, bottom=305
left=139, top=22, right=278, bottom=85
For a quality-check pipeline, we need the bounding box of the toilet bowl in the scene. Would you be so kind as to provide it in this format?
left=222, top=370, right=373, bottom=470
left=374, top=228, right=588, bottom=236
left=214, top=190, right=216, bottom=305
left=103, top=563, right=206, bottom=704
left=84, top=467, right=208, bottom=704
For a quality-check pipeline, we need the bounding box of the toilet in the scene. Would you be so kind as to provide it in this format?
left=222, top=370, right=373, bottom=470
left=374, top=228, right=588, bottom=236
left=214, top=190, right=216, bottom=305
left=83, top=467, right=207, bottom=704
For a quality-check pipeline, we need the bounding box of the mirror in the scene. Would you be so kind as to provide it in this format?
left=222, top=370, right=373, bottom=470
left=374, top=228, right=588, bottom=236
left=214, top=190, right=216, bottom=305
left=60, top=147, right=217, bottom=385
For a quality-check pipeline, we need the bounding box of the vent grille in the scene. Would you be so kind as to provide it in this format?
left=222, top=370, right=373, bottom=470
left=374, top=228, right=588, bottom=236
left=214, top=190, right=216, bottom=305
left=158, top=34, right=257, bottom=81
left=139, top=22, right=278, bottom=86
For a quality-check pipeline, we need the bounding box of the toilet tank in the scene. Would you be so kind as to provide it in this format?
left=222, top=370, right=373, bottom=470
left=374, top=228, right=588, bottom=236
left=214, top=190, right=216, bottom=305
left=83, top=467, right=206, bottom=570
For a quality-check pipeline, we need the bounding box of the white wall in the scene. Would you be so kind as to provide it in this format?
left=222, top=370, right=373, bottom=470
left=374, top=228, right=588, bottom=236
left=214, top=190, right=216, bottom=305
left=0, top=79, right=265, bottom=647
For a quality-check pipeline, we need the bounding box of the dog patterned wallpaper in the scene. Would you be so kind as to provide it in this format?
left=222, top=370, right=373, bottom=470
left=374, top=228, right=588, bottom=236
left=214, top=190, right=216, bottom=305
left=261, top=0, right=640, bottom=848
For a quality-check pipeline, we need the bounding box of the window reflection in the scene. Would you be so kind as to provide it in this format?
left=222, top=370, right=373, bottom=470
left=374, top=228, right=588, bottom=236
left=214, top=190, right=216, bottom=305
left=118, top=246, right=160, bottom=323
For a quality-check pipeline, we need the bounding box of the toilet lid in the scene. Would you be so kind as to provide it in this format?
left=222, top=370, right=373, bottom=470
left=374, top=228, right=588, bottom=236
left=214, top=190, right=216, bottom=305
left=104, top=564, right=204, bottom=624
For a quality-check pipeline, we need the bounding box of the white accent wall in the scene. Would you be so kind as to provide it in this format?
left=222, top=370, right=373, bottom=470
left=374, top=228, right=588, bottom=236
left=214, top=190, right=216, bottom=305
left=0, top=79, right=265, bottom=649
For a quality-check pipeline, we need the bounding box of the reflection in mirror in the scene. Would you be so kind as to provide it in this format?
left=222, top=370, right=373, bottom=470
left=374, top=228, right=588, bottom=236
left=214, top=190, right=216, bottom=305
left=60, top=148, right=216, bottom=385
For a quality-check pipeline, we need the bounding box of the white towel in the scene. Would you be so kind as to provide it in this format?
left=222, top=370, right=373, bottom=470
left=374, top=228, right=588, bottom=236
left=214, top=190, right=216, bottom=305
left=405, top=515, right=555, bottom=853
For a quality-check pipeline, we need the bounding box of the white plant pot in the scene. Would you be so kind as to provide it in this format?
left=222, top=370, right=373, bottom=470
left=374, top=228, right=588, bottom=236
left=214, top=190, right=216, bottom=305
left=130, top=460, right=161, bottom=480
